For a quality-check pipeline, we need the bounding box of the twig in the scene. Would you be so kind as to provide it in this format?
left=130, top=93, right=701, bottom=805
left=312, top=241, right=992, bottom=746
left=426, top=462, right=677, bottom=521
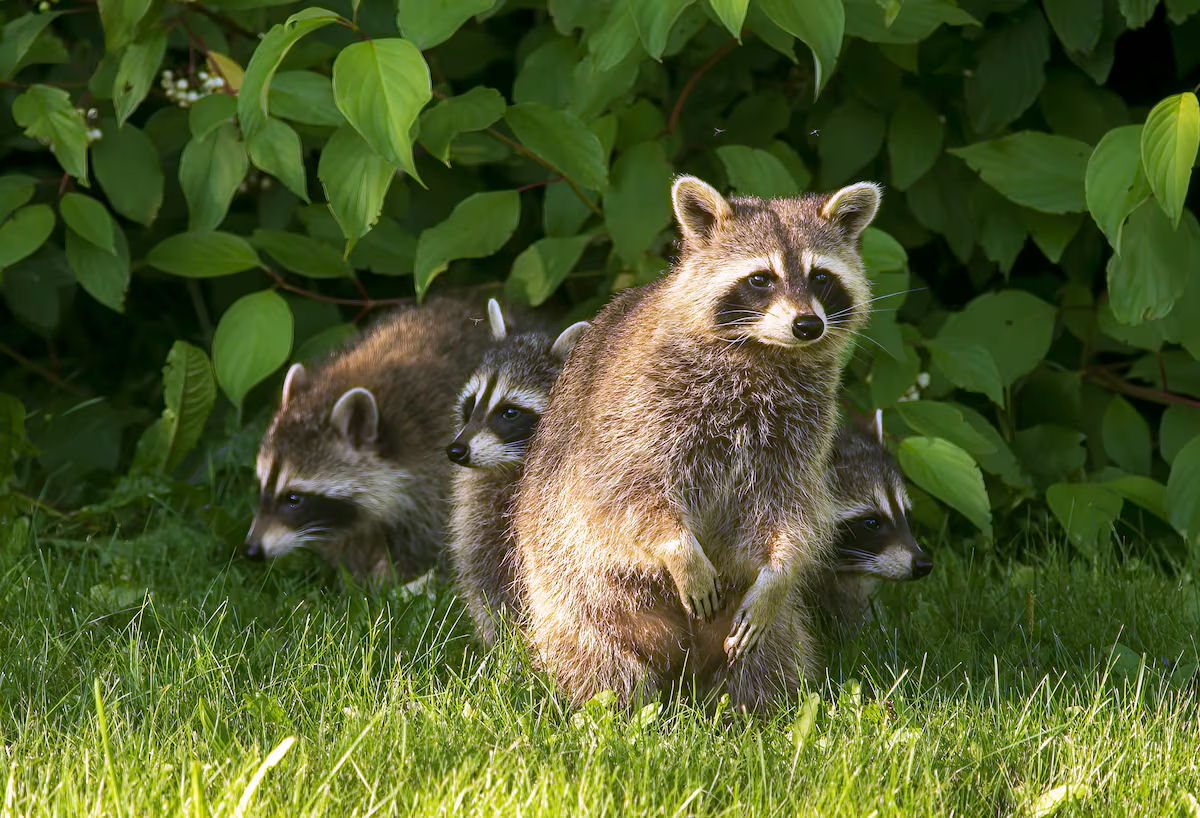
left=263, top=267, right=415, bottom=312
left=1084, top=368, right=1200, bottom=409
left=665, top=38, right=737, bottom=135
left=485, top=127, right=602, bottom=216
left=516, top=177, right=564, bottom=193
left=190, top=3, right=259, bottom=40
left=0, top=343, right=89, bottom=397
left=1156, top=350, right=1169, bottom=393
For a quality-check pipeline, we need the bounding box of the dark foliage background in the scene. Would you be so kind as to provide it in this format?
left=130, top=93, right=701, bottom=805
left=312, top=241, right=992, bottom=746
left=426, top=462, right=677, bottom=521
left=1, top=0, right=1198, bottom=562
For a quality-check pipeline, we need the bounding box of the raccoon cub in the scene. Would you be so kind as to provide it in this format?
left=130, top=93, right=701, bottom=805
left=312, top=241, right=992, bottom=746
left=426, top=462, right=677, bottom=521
left=815, top=413, right=932, bottom=632
left=513, top=175, right=881, bottom=709
left=245, top=295, right=493, bottom=584
left=445, top=299, right=589, bottom=645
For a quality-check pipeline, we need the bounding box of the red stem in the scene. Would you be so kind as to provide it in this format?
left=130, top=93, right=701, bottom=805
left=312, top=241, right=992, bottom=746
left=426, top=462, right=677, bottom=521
left=264, top=268, right=415, bottom=313
left=666, top=39, right=737, bottom=135
left=1084, top=368, right=1200, bottom=409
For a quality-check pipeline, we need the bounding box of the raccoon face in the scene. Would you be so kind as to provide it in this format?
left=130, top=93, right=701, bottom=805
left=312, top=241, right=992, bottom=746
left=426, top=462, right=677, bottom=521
left=446, top=367, right=545, bottom=469
left=670, top=176, right=880, bottom=353
left=246, top=367, right=412, bottom=561
left=833, top=479, right=931, bottom=581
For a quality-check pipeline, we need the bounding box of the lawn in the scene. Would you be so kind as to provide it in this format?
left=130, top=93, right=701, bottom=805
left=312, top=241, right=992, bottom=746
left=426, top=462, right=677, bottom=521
left=2, top=508, right=1198, bottom=817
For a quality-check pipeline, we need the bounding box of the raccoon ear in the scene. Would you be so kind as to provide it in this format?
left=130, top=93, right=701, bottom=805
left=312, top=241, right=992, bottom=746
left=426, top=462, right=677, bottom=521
left=487, top=298, right=507, bottom=340
left=874, top=408, right=884, bottom=444
left=550, top=321, right=590, bottom=359
left=330, top=387, right=379, bottom=448
left=672, top=175, right=732, bottom=247
left=821, top=182, right=882, bottom=240
left=281, top=363, right=308, bottom=406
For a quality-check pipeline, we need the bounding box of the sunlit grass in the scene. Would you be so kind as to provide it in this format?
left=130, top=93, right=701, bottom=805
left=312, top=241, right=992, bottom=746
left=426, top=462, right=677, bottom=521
left=2, top=510, right=1198, bottom=816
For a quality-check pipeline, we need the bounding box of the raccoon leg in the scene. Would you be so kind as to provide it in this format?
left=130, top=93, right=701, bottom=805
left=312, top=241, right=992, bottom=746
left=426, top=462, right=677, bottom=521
left=722, top=603, right=820, bottom=712
left=656, top=529, right=721, bottom=621
left=724, top=564, right=794, bottom=662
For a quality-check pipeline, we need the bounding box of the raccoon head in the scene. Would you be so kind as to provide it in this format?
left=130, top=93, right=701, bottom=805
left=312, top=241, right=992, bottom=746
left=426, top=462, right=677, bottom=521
left=830, top=416, right=932, bottom=581
left=446, top=299, right=588, bottom=469
left=245, top=363, right=412, bottom=561
left=669, top=175, right=880, bottom=358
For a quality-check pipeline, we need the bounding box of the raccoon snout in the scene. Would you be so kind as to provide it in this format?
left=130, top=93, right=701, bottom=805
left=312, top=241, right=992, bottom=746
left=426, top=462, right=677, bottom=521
left=911, top=555, right=933, bottom=579
left=243, top=539, right=265, bottom=560
left=792, top=314, right=825, bottom=341
left=446, top=441, right=471, bottom=464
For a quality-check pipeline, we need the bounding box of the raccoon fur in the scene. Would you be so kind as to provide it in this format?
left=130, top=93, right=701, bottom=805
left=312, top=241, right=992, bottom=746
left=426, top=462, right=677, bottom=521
left=814, top=413, right=931, bottom=633
left=245, top=294, right=494, bottom=584
left=513, top=176, right=881, bottom=709
left=445, top=299, right=589, bottom=645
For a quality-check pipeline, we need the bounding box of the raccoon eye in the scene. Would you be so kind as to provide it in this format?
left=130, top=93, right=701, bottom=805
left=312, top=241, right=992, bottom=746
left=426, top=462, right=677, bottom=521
left=811, top=270, right=831, bottom=288
left=746, top=272, right=775, bottom=290
left=285, top=492, right=303, bottom=508
left=460, top=396, right=475, bottom=422
left=860, top=517, right=881, bottom=531
left=499, top=406, right=523, bottom=421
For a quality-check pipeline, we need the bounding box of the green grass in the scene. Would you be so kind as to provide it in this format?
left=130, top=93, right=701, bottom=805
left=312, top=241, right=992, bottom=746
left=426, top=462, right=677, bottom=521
left=2, top=509, right=1199, bottom=817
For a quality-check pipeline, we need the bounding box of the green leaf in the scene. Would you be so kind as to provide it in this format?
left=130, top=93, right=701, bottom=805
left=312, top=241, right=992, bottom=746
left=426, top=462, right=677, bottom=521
left=964, top=8, right=1050, bottom=135
left=843, top=0, right=978, bottom=43
left=605, top=141, right=673, bottom=264
left=332, top=38, right=431, bottom=180
left=506, top=102, right=608, bottom=192
left=59, top=193, right=116, bottom=255
left=896, top=402, right=997, bottom=456
left=925, top=338, right=1005, bottom=405
left=1118, top=0, right=1159, bottom=26
left=1140, top=92, right=1199, bottom=228
left=1106, top=203, right=1200, bottom=324
left=12, top=84, right=89, bottom=184
left=92, top=121, right=161, bottom=227
left=758, top=0, right=844, bottom=96
left=938, top=290, right=1056, bottom=386
left=178, top=122, right=248, bottom=232
left=708, top=0, right=749, bottom=39
left=247, top=118, right=309, bottom=202
left=1101, top=395, right=1152, bottom=474
left=1103, top=473, right=1169, bottom=522
left=97, top=0, right=152, bottom=53
left=957, top=404, right=1030, bottom=489
left=1013, top=424, right=1086, bottom=489
left=238, top=8, right=341, bottom=140
left=269, top=70, right=343, bottom=127
left=1021, top=210, right=1082, bottom=263
left=395, top=0, right=495, bottom=50
left=506, top=235, right=591, bottom=306
left=1162, top=406, right=1200, bottom=465
left=861, top=227, right=907, bottom=274
left=631, top=0, right=697, bottom=60
left=715, top=145, right=800, bottom=198
left=251, top=229, right=350, bottom=279
left=1166, top=436, right=1200, bottom=542
left=317, top=124, right=396, bottom=249
left=417, top=86, right=506, bottom=165
left=1046, top=483, right=1123, bottom=553
left=951, top=132, right=1090, bottom=213
left=146, top=231, right=261, bottom=278
left=1044, top=0, right=1102, bottom=52
left=0, top=205, right=55, bottom=272
left=212, top=290, right=294, bottom=409
left=113, top=29, right=165, bottom=127
left=65, top=225, right=129, bottom=313
left=898, top=436, right=993, bottom=537
left=818, top=98, right=887, bottom=188
left=587, top=2, right=639, bottom=71
left=0, top=175, right=35, bottom=224
left=1086, top=125, right=1151, bottom=248
left=0, top=12, right=63, bottom=81
left=414, top=190, right=520, bottom=297
left=188, top=93, right=237, bottom=140
left=888, top=92, right=943, bottom=190
left=132, top=341, right=217, bottom=475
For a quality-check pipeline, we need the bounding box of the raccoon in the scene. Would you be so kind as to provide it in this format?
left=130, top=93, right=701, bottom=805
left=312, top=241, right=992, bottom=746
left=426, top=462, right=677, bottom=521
left=445, top=299, right=589, bottom=645
left=513, top=176, right=881, bottom=709
left=245, top=295, right=494, bottom=584
left=814, top=413, right=932, bottom=632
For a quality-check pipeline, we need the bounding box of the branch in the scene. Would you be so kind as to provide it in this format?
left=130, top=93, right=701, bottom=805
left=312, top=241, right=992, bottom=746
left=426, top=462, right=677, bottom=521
left=0, top=342, right=89, bottom=397
left=1084, top=368, right=1200, bottom=409
left=190, top=3, right=259, bottom=40
left=263, top=267, right=416, bottom=314
left=486, top=127, right=602, bottom=216
left=666, top=38, right=737, bottom=135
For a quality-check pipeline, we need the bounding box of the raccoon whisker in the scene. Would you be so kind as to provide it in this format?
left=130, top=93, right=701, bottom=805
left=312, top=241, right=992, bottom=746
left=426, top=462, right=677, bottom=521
left=858, top=287, right=926, bottom=306
left=825, top=326, right=893, bottom=358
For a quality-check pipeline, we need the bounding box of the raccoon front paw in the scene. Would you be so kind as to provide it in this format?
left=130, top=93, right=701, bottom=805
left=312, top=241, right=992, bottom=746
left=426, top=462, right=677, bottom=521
left=723, top=575, right=782, bottom=663
left=723, top=608, right=762, bottom=664
left=675, top=556, right=721, bottom=621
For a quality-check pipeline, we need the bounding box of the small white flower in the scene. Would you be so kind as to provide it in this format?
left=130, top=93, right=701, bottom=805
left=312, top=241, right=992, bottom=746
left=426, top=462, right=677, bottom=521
left=175, top=78, right=189, bottom=90
left=86, top=108, right=98, bottom=120
left=185, top=90, right=200, bottom=102
left=916, top=371, right=931, bottom=389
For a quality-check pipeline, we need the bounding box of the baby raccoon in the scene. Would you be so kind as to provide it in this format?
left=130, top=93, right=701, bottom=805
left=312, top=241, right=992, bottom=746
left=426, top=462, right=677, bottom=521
left=445, top=299, right=589, bottom=645
left=245, top=295, right=493, bottom=583
left=814, top=414, right=932, bottom=631
left=513, top=175, right=881, bottom=709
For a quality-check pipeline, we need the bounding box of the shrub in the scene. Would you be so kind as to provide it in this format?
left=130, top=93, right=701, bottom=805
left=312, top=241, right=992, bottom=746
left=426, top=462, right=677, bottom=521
left=0, top=0, right=1197, bottom=558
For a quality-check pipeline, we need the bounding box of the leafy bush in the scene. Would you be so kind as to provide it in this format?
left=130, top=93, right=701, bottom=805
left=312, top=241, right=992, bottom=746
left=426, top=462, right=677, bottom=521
left=0, top=0, right=1198, bottom=559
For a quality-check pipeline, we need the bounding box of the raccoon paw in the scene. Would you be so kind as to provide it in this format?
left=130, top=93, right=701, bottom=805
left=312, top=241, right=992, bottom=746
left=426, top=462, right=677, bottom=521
left=723, top=612, right=762, bottom=664
left=676, top=561, right=720, bottom=621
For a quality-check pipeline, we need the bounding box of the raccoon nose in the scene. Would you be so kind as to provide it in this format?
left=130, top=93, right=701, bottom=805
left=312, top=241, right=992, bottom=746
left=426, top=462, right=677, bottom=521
left=243, top=540, right=265, bottom=561
left=792, top=314, right=825, bottom=341
left=446, top=442, right=470, bottom=464
left=912, top=556, right=933, bottom=578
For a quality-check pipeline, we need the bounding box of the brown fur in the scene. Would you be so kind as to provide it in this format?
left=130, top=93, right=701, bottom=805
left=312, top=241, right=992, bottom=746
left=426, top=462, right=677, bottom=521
left=247, top=294, right=494, bottom=583
left=513, top=177, right=880, bottom=709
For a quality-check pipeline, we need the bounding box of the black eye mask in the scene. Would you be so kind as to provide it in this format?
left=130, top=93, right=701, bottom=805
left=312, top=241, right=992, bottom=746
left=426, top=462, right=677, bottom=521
left=272, top=492, right=359, bottom=530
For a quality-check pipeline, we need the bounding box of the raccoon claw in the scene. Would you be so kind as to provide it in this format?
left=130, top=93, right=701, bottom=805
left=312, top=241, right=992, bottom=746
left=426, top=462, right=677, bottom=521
left=686, top=584, right=721, bottom=621
left=724, top=615, right=762, bottom=664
